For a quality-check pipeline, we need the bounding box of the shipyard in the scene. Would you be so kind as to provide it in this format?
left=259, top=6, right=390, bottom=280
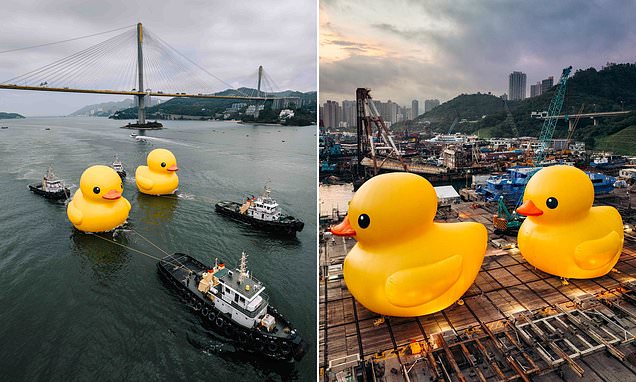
left=318, top=69, right=636, bottom=380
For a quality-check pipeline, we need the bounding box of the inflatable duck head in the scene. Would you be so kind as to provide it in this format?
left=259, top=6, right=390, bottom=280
left=80, top=165, right=124, bottom=201
left=333, top=172, right=437, bottom=246
left=517, top=165, right=594, bottom=222
left=147, top=148, right=178, bottom=174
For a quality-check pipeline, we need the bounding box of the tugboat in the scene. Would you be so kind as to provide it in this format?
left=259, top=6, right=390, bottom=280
left=478, top=166, right=616, bottom=203
left=110, top=155, right=126, bottom=178
left=28, top=166, right=70, bottom=200
left=157, top=252, right=308, bottom=361
left=215, top=186, right=304, bottom=236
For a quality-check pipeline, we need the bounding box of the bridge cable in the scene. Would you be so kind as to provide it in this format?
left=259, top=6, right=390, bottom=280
left=145, top=28, right=248, bottom=96
left=144, top=32, right=212, bottom=93
left=2, top=33, right=116, bottom=84
left=0, top=24, right=135, bottom=55
left=3, top=29, right=133, bottom=87
left=52, top=31, right=134, bottom=88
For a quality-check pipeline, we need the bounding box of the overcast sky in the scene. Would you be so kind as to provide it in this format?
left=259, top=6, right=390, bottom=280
left=320, top=0, right=636, bottom=106
left=0, top=0, right=316, bottom=116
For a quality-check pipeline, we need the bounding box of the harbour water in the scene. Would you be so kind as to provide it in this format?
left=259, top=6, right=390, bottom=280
left=0, top=117, right=316, bottom=381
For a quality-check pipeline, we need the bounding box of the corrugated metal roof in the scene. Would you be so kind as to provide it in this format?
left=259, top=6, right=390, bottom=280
left=434, top=185, right=460, bottom=199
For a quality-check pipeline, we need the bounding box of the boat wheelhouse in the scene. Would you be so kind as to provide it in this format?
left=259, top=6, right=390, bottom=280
left=111, top=155, right=126, bottom=178
left=243, top=187, right=282, bottom=222
left=28, top=166, right=70, bottom=200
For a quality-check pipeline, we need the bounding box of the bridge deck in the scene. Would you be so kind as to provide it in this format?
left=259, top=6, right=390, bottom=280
left=0, top=84, right=284, bottom=101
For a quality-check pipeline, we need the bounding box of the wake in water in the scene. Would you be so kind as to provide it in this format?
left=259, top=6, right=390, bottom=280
left=135, top=135, right=199, bottom=148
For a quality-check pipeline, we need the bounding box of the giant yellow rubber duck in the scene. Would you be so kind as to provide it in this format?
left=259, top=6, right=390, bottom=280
left=67, top=165, right=131, bottom=233
left=135, top=148, right=179, bottom=195
left=330, top=173, right=487, bottom=317
left=516, top=165, right=623, bottom=279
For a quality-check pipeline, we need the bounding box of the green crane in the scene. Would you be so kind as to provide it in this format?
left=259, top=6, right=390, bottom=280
left=535, top=66, right=572, bottom=163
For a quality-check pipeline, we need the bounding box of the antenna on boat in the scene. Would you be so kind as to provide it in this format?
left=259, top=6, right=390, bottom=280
left=239, top=251, right=248, bottom=283
left=262, top=180, right=272, bottom=198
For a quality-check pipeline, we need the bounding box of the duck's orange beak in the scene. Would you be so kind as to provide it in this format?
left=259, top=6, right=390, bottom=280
left=168, top=164, right=179, bottom=171
left=517, top=200, right=543, bottom=216
left=330, top=215, right=356, bottom=237
left=102, top=189, right=122, bottom=200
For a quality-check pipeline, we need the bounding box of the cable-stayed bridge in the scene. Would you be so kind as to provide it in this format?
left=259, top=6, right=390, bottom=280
left=0, top=23, right=298, bottom=127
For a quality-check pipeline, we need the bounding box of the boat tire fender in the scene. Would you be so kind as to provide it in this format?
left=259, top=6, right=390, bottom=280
left=252, top=336, right=265, bottom=351
left=280, top=342, right=292, bottom=354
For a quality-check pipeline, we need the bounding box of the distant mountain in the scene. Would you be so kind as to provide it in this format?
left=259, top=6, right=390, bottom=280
left=110, top=87, right=317, bottom=124
left=70, top=97, right=163, bottom=117
left=0, top=112, right=25, bottom=119
left=406, top=63, right=636, bottom=152
left=414, top=93, right=505, bottom=125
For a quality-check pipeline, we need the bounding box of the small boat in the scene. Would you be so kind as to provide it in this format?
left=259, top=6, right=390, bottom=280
left=0, top=126, right=8, bottom=129
left=110, top=155, right=126, bottom=178
left=28, top=166, right=70, bottom=200
left=215, top=186, right=304, bottom=236
left=590, top=154, right=627, bottom=170
left=157, top=252, right=308, bottom=361
left=130, top=133, right=138, bottom=138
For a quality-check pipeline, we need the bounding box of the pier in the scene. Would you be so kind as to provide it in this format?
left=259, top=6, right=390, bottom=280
left=320, top=190, right=636, bottom=381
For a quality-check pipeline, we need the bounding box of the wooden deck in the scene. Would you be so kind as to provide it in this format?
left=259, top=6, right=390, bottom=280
left=320, top=198, right=636, bottom=381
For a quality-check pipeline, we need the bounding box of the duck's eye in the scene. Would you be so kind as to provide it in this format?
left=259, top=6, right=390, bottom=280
left=93, top=186, right=100, bottom=194
left=358, top=214, right=370, bottom=229
left=120, top=183, right=123, bottom=189
left=546, top=197, right=558, bottom=209
left=161, top=162, right=166, bottom=168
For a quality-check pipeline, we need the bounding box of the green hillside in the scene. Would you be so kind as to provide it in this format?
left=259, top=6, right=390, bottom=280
left=415, top=93, right=505, bottom=124
left=596, top=124, right=636, bottom=155
left=111, top=88, right=317, bottom=125
left=0, top=112, right=25, bottom=119
left=405, top=63, right=636, bottom=152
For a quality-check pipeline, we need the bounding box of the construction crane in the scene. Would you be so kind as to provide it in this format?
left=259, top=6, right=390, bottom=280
left=564, top=104, right=585, bottom=151
left=534, top=66, right=572, bottom=164
left=355, top=88, right=408, bottom=176
left=503, top=99, right=519, bottom=138
left=493, top=66, right=572, bottom=233
left=447, top=116, right=459, bottom=134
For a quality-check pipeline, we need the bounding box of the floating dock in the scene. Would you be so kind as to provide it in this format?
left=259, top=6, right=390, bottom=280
left=320, top=195, right=636, bottom=381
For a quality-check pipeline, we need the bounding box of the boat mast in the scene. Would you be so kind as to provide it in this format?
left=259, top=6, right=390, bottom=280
left=44, top=165, right=54, bottom=191
left=239, top=252, right=248, bottom=282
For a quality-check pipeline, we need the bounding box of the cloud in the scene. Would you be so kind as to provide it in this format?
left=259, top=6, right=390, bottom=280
left=321, top=0, right=636, bottom=105
left=0, top=0, right=316, bottom=116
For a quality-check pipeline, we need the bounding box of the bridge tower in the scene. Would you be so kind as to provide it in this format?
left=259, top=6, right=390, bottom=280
left=137, top=22, right=146, bottom=125
left=257, top=65, right=263, bottom=97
